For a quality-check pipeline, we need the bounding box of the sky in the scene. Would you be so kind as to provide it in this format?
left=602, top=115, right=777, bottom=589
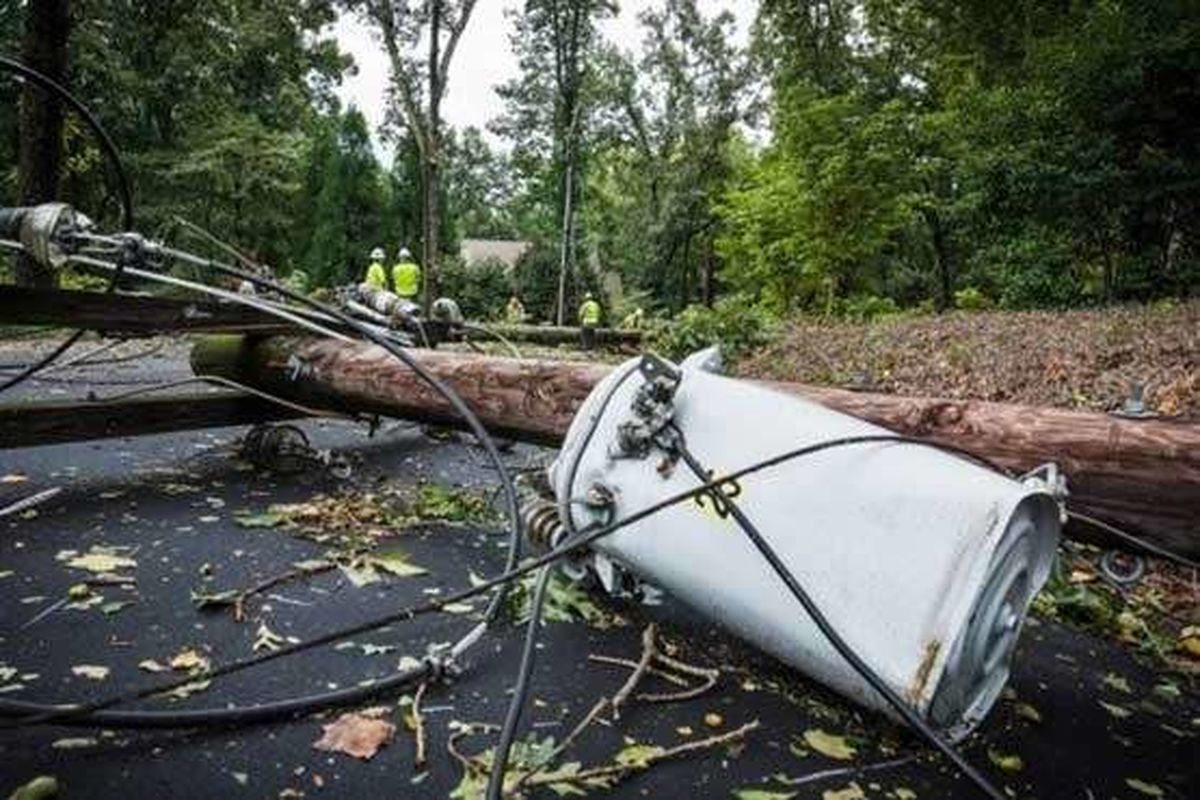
left=332, top=0, right=756, bottom=163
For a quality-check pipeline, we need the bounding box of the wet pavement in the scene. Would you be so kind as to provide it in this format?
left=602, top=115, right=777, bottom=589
left=0, top=337, right=1196, bottom=799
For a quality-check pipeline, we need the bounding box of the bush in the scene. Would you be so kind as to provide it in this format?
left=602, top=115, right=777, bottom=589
left=953, top=286, right=992, bottom=310
left=983, top=228, right=1084, bottom=309
left=437, top=256, right=510, bottom=321
left=839, top=294, right=899, bottom=321
left=649, top=295, right=776, bottom=362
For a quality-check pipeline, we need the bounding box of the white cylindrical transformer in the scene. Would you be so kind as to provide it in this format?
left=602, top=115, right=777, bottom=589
left=549, top=353, right=1061, bottom=739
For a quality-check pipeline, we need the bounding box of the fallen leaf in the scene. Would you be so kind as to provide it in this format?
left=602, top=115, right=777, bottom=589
left=52, top=737, right=98, bottom=749
left=253, top=623, right=286, bottom=652
left=1102, top=672, right=1132, bottom=693
left=71, top=664, right=109, bottom=681
left=894, top=789, right=917, bottom=799
left=61, top=547, right=137, bottom=574
left=138, top=659, right=168, bottom=673
left=803, top=729, right=856, bottom=761
left=339, top=562, right=380, bottom=587
left=235, top=511, right=284, bottom=528
left=6, top=775, right=58, bottom=800
left=369, top=551, right=428, bottom=578
left=1014, top=702, right=1042, bottom=723
left=676, top=726, right=694, bottom=736
left=1180, top=636, right=1200, bottom=659
left=822, top=783, right=865, bottom=800
left=704, top=712, right=724, bottom=728
left=441, top=602, right=475, bottom=615
left=100, top=600, right=134, bottom=616
left=312, top=712, right=395, bottom=760
left=169, top=648, right=210, bottom=672
left=1125, top=778, right=1165, bottom=797
left=987, top=749, right=1023, bottom=772
left=733, top=791, right=796, bottom=800
left=0, top=473, right=28, bottom=484
left=614, top=743, right=665, bottom=768
left=1100, top=701, right=1132, bottom=719
left=1153, top=682, right=1181, bottom=701
left=161, top=679, right=211, bottom=700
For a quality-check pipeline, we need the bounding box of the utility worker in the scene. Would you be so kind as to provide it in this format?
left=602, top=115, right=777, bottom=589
left=365, top=247, right=388, bottom=291
left=578, top=291, right=601, bottom=350
left=392, top=247, right=422, bottom=301
left=505, top=294, right=526, bottom=324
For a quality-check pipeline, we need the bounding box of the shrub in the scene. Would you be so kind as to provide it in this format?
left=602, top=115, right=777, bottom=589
left=839, top=294, right=899, bottom=321
left=649, top=295, right=776, bottom=362
left=954, top=286, right=992, bottom=310
left=437, top=256, right=510, bottom=321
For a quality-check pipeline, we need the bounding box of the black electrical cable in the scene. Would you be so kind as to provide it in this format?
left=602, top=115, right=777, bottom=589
left=62, top=238, right=524, bottom=624
left=0, top=231, right=521, bottom=725
left=669, top=426, right=1007, bottom=800
left=0, top=55, right=133, bottom=396
left=1068, top=510, right=1199, bottom=571
left=0, top=434, right=976, bottom=729
left=148, top=243, right=525, bottom=621
left=0, top=664, right=432, bottom=729
left=5, top=427, right=1192, bottom=736
left=485, top=564, right=554, bottom=800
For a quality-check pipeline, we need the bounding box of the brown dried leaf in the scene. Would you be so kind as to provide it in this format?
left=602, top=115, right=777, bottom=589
left=312, top=712, right=395, bottom=760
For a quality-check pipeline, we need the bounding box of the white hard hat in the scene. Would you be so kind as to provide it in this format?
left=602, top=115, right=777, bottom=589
left=399, top=247, right=412, bottom=259
left=370, top=247, right=384, bottom=260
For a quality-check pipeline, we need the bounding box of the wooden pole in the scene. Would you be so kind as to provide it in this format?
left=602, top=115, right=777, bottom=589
left=193, top=335, right=1200, bottom=557
left=0, top=391, right=301, bottom=449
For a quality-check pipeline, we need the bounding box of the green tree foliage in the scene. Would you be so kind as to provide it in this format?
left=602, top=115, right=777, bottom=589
left=438, top=257, right=510, bottom=320
left=296, top=109, right=389, bottom=287
left=720, top=0, right=1200, bottom=314
left=586, top=0, right=750, bottom=312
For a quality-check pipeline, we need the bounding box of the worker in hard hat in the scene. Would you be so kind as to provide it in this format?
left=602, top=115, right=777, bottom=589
left=392, top=247, right=422, bottom=301
left=578, top=291, right=601, bottom=350
left=620, top=306, right=644, bottom=330
left=365, top=247, right=388, bottom=291
left=505, top=293, right=526, bottom=324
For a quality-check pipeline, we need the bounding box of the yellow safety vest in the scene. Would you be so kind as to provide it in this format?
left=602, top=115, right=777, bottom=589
left=365, top=261, right=388, bottom=291
left=392, top=261, right=422, bottom=299
left=579, top=299, right=601, bottom=326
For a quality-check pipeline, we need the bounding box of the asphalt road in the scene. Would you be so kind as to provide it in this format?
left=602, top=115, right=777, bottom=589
left=0, top=337, right=1196, bottom=799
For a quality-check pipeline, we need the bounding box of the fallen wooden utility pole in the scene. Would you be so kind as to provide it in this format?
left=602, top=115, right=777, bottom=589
left=0, top=285, right=297, bottom=336
left=483, top=322, right=642, bottom=348
left=193, top=335, right=1200, bottom=557
left=0, top=391, right=302, bottom=449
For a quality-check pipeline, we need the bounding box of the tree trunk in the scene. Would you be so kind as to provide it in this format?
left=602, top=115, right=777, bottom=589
left=555, top=157, right=574, bottom=325
left=701, top=237, right=715, bottom=307
left=16, top=0, right=70, bottom=289
left=921, top=206, right=954, bottom=312
left=421, top=0, right=443, bottom=316
left=193, top=336, right=1200, bottom=557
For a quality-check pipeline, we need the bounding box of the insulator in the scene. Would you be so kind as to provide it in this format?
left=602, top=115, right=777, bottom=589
left=521, top=495, right=565, bottom=551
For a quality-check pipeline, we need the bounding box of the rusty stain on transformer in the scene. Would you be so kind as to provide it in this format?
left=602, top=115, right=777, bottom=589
left=907, top=640, right=942, bottom=705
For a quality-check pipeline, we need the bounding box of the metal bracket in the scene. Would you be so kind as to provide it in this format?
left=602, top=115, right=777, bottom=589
left=613, top=354, right=682, bottom=459
left=1018, top=462, right=1069, bottom=523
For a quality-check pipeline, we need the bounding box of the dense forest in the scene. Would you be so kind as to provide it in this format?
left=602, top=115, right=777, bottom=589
left=2, top=0, right=1197, bottom=324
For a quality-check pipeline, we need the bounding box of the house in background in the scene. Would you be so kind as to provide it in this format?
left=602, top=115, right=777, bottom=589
left=460, top=239, right=531, bottom=270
